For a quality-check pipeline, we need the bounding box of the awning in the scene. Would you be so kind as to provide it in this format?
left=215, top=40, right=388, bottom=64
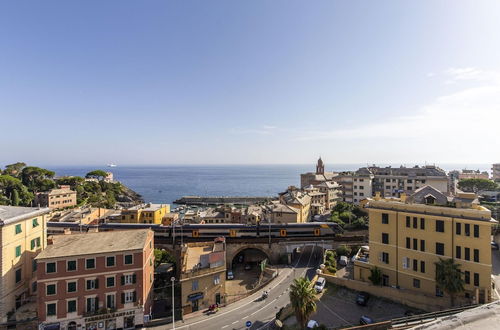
left=43, top=323, right=61, bottom=330
left=187, top=292, right=204, bottom=301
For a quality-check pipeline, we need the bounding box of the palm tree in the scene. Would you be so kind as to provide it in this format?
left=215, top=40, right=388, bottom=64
left=435, top=258, right=465, bottom=307
left=289, top=277, right=317, bottom=330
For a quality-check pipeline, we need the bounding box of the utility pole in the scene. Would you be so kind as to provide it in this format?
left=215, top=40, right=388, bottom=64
left=171, top=277, right=175, bottom=330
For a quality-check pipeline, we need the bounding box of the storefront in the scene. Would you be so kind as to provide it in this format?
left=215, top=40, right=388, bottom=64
left=41, top=308, right=143, bottom=330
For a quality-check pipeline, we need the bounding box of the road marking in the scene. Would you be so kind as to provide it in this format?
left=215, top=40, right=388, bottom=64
left=222, top=326, right=228, bottom=329
left=168, top=251, right=309, bottom=330
left=232, top=320, right=238, bottom=324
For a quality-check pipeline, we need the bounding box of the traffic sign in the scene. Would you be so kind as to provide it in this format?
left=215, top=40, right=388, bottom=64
left=246, top=320, right=252, bottom=328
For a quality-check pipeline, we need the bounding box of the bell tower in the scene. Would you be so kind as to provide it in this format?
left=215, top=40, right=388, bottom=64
left=316, top=157, right=324, bottom=174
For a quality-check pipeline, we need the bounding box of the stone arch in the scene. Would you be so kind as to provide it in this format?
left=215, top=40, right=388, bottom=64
left=227, top=244, right=273, bottom=268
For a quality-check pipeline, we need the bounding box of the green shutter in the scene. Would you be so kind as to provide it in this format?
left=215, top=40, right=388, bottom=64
left=31, top=239, right=35, bottom=250
left=15, top=245, right=21, bottom=257
left=15, top=224, right=22, bottom=234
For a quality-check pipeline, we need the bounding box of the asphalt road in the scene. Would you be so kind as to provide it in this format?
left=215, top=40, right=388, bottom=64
left=153, top=245, right=322, bottom=330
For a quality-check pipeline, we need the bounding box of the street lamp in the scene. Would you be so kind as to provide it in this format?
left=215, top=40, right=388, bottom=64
left=171, top=277, right=175, bottom=330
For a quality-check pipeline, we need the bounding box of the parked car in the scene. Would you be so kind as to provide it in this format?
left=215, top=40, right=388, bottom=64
left=339, top=256, right=348, bottom=266
left=314, top=277, right=326, bottom=293
left=227, top=270, right=234, bottom=280
left=356, top=292, right=370, bottom=306
left=359, top=315, right=374, bottom=325
left=244, top=263, right=251, bottom=270
left=491, top=241, right=499, bottom=250
left=306, top=320, right=319, bottom=329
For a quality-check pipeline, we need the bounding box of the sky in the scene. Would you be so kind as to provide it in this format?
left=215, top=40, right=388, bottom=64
left=1, top=0, right=500, bottom=166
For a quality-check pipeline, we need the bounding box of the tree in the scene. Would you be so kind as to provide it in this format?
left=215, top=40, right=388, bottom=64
left=368, top=266, right=382, bottom=286
left=435, top=258, right=465, bottom=307
left=3, top=162, right=26, bottom=177
left=458, top=178, right=498, bottom=192
left=154, top=249, right=176, bottom=267
left=20, top=166, right=55, bottom=192
left=11, top=189, right=20, bottom=206
left=0, top=175, right=34, bottom=206
left=85, top=170, right=109, bottom=181
left=289, top=277, right=317, bottom=330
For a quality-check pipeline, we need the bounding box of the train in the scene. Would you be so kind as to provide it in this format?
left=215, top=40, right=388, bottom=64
left=46, top=221, right=343, bottom=240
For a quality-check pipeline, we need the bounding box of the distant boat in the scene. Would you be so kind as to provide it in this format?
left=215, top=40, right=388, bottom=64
left=107, top=163, right=117, bottom=167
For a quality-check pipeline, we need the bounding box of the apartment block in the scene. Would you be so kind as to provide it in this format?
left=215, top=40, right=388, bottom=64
left=35, top=186, right=77, bottom=210
left=36, top=229, right=154, bottom=330
left=354, top=186, right=495, bottom=307
left=0, top=206, right=51, bottom=323
left=180, top=238, right=226, bottom=315
left=119, top=203, right=170, bottom=224
left=492, top=163, right=500, bottom=181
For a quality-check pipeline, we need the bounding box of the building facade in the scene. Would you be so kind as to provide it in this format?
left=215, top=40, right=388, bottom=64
left=492, top=163, right=500, bottom=181
left=35, top=186, right=77, bottom=210
left=354, top=187, right=495, bottom=307
left=179, top=238, right=226, bottom=315
left=300, top=158, right=337, bottom=188
left=458, top=169, right=490, bottom=180
left=0, top=206, right=51, bottom=324
left=36, top=229, right=154, bottom=330
left=119, top=203, right=170, bottom=224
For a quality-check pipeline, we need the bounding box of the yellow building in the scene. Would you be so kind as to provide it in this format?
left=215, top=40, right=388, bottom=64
left=279, top=187, right=311, bottom=223
left=354, top=186, right=496, bottom=306
left=0, top=205, right=51, bottom=323
left=119, top=203, right=170, bottom=224
left=179, top=238, right=226, bottom=315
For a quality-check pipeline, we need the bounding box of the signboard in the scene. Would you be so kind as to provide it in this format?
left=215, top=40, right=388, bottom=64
left=188, top=292, right=204, bottom=301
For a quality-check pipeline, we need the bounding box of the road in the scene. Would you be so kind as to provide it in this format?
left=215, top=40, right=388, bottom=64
left=153, top=245, right=321, bottom=330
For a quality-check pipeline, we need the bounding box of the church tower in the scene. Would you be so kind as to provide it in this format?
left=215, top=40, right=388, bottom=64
left=316, top=157, right=324, bottom=174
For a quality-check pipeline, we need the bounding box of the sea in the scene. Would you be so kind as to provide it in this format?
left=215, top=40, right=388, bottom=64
left=47, top=164, right=492, bottom=205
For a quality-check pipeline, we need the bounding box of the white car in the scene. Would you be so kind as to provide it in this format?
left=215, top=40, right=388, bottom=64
left=227, top=270, right=234, bottom=280
left=306, top=320, right=319, bottom=329
left=314, top=277, right=326, bottom=293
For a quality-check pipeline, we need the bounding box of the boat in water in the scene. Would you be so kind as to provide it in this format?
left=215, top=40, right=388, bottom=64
left=107, top=163, right=117, bottom=167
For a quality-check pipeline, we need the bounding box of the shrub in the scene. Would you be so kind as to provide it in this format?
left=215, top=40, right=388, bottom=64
left=368, top=266, right=382, bottom=286
left=336, top=245, right=351, bottom=257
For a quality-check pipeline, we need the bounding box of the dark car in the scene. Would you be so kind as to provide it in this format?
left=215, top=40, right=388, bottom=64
left=491, top=242, right=499, bottom=250
left=244, top=263, right=251, bottom=270
left=356, top=292, right=370, bottom=306
left=359, top=315, right=374, bottom=325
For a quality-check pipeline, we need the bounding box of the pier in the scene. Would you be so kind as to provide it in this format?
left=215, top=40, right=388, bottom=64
left=173, top=195, right=272, bottom=206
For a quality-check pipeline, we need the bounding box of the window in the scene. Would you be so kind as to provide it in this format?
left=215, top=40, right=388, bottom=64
left=406, top=237, right=410, bottom=249
left=32, top=281, right=37, bottom=293
left=465, top=247, right=470, bottom=261
left=106, top=276, right=115, bottom=288
left=420, top=218, right=425, bottom=230
left=382, top=213, right=389, bottom=224
left=436, top=242, right=444, bottom=256
left=86, top=297, right=97, bottom=313
left=474, top=225, right=479, bottom=238
left=456, top=246, right=461, bottom=259
left=413, top=238, right=418, bottom=250
left=47, top=303, right=56, bottom=316
left=214, top=274, right=220, bottom=285
left=413, top=279, right=421, bottom=288
left=46, top=262, right=56, bottom=273
left=465, top=224, right=470, bottom=236
left=124, top=254, right=133, bottom=265
left=420, top=240, right=425, bottom=252
left=474, top=249, right=479, bottom=262
left=413, top=259, right=418, bottom=271
left=15, top=245, right=21, bottom=257
left=382, top=233, right=389, bottom=244
left=413, top=217, right=417, bottom=228
left=32, top=218, right=39, bottom=227
left=15, top=224, right=22, bottom=234
left=67, top=300, right=77, bottom=313
left=30, top=237, right=41, bottom=250
left=402, top=257, right=409, bottom=269
left=46, top=284, right=56, bottom=295
left=86, top=258, right=95, bottom=269
left=464, top=271, right=470, bottom=284
left=67, top=260, right=76, bottom=271
left=32, top=259, right=37, bottom=273
left=15, top=268, right=22, bottom=283
left=106, top=256, right=115, bottom=267
left=381, top=252, right=389, bottom=264
left=456, top=222, right=461, bottom=235
left=436, top=220, right=444, bottom=233
left=406, top=216, right=411, bottom=228
left=122, top=274, right=136, bottom=285
left=86, top=279, right=99, bottom=290
left=106, top=294, right=115, bottom=309
left=436, top=286, right=444, bottom=297
left=67, top=281, right=77, bottom=293
left=420, top=261, right=426, bottom=273
left=192, top=280, right=199, bottom=291
left=474, top=273, right=479, bottom=286
left=123, top=291, right=136, bottom=303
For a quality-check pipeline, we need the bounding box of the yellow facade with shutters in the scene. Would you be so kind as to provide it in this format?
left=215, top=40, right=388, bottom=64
left=119, top=203, right=170, bottom=224
left=0, top=206, right=51, bottom=322
left=356, top=197, right=494, bottom=306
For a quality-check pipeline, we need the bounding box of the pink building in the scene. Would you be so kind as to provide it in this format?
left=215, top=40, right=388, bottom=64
left=36, top=229, right=154, bottom=330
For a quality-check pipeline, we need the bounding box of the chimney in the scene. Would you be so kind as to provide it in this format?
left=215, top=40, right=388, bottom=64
left=400, top=193, right=407, bottom=203
left=375, top=192, right=381, bottom=200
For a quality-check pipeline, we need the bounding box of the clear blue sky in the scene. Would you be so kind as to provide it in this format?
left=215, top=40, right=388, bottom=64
left=1, top=0, right=499, bottom=166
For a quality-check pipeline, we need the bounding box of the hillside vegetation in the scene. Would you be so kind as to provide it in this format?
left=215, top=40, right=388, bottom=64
left=0, top=162, right=142, bottom=208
